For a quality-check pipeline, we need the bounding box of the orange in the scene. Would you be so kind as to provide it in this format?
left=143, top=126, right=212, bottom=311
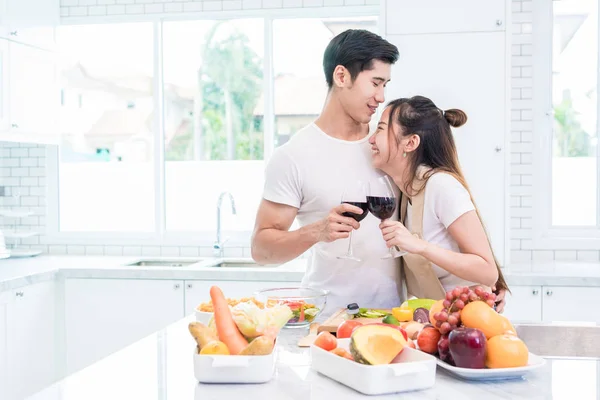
left=486, top=334, right=529, bottom=368
left=461, top=301, right=515, bottom=339
left=428, top=300, right=445, bottom=331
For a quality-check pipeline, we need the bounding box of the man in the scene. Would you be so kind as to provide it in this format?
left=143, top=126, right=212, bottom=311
left=251, top=29, right=401, bottom=311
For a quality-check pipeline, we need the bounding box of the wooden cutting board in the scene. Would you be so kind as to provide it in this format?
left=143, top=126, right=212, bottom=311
left=317, top=308, right=393, bottom=334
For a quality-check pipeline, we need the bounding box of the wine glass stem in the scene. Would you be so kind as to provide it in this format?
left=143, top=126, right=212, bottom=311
left=346, top=230, right=354, bottom=257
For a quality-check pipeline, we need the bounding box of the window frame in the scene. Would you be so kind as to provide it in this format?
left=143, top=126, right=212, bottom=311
left=45, top=7, right=379, bottom=247
left=532, top=0, right=600, bottom=250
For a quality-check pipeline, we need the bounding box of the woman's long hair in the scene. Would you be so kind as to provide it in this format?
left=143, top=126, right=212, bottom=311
left=386, top=95, right=509, bottom=293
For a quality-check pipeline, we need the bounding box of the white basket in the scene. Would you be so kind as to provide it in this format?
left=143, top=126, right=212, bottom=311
left=195, top=310, right=213, bottom=325
left=193, top=349, right=276, bottom=384
left=311, top=338, right=437, bottom=395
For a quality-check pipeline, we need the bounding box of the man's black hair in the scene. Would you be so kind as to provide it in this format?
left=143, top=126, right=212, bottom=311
left=323, top=29, right=399, bottom=89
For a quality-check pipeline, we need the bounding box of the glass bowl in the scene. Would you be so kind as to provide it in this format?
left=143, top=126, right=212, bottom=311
left=254, top=287, right=329, bottom=328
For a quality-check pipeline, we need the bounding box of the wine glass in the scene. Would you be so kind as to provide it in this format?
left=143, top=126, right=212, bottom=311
left=337, top=180, right=369, bottom=261
left=367, top=175, right=406, bottom=259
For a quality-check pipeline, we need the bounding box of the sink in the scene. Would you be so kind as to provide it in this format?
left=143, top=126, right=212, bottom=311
left=124, top=258, right=205, bottom=267
left=209, top=259, right=280, bottom=268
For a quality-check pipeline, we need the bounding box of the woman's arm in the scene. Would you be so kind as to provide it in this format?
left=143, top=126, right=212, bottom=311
left=380, top=210, right=499, bottom=287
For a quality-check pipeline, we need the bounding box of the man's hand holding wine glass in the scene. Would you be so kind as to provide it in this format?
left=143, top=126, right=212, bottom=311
left=313, top=203, right=364, bottom=243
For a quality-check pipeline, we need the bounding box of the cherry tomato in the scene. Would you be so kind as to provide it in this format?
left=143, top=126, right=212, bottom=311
left=336, top=320, right=363, bottom=339
left=330, top=347, right=354, bottom=361
left=313, top=331, right=337, bottom=351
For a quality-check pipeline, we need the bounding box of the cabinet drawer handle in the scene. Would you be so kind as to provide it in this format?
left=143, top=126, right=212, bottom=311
left=546, top=290, right=553, bottom=296
left=10, top=31, right=17, bottom=36
left=532, top=289, right=539, bottom=295
left=15, top=291, right=24, bottom=297
left=187, top=283, right=192, bottom=289
left=174, top=284, right=180, bottom=290
left=496, top=20, right=503, bottom=26
left=11, top=123, right=18, bottom=129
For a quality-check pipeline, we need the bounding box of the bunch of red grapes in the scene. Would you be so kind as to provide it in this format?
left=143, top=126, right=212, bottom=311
left=433, top=286, right=497, bottom=335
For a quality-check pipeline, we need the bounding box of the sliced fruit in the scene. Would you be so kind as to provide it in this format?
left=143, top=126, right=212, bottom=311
left=392, top=307, right=413, bottom=322
left=412, top=307, right=430, bottom=323
left=349, top=325, right=407, bottom=365
left=382, top=314, right=400, bottom=326
left=401, top=298, right=437, bottom=311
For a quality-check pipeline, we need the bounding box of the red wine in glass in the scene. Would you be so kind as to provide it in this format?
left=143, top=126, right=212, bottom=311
left=338, top=181, right=368, bottom=261
left=368, top=176, right=406, bottom=258
left=342, top=201, right=369, bottom=222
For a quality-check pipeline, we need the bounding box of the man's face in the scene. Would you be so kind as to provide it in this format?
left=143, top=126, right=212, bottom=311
left=339, top=60, right=392, bottom=124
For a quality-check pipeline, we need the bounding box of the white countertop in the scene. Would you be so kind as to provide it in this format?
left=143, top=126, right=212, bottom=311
left=0, top=255, right=599, bottom=293
left=24, top=314, right=600, bottom=400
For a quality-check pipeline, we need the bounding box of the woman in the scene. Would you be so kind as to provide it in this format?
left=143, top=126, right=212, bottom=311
left=369, top=95, right=509, bottom=307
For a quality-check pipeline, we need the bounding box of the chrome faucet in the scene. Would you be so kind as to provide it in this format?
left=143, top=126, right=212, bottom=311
left=213, top=191, right=237, bottom=257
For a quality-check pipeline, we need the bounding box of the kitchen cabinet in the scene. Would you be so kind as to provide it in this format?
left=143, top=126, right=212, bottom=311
left=8, top=41, right=58, bottom=137
left=542, top=286, right=600, bottom=324
left=0, top=39, right=59, bottom=144
left=383, top=0, right=506, bottom=35
left=504, top=285, right=600, bottom=324
left=0, top=39, right=7, bottom=133
left=64, top=279, right=185, bottom=374
left=8, top=281, right=56, bottom=400
left=0, top=0, right=59, bottom=51
left=383, top=31, right=508, bottom=266
left=184, top=280, right=298, bottom=315
left=0, top=290, right=10, bottom=400
left=0, top=282, right=57, bottom=400
left=502, top=285, right=542, bottom=323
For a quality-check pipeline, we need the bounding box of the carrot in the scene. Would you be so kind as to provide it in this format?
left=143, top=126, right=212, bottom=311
left=209, top=286, right=249, bottom=355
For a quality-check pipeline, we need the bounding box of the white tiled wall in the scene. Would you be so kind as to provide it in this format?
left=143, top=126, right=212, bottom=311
left=59, top=0, right=379, bottom=18
left=0, top=0, right=597, bottom=262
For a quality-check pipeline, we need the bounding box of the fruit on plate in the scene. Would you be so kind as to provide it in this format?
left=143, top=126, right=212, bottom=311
left=402, top=321, right=425, bottom=340
left=400, top=298, right=437, bottom=311
left=461, top=300, right=515, bottom=339
left=314, top=331, right=337, bottom=351
left=448, top=327, right=487, bottom=369
left=337, top=320, right=363, bottom=339
left=391, top=307, right=413, bottom=322
left=349, top=324, right=407, bottom=365
left=486, top=334, right=529, bottom=369
left=416, top=325, right=441, bottom=355
left=382, top=314, right=400, bottom=326
left=434, top=286, right=498, bottom=335
left=330, top=347, right=354, bottom=361
left=412, top=307, right=430, bottom=324
left=428, top=299, right=445, bottom=328
left=437, top=334, right=454, bottom=365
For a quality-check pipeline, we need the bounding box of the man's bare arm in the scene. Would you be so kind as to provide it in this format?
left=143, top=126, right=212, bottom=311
left=250, top=199, right=363, bottom=264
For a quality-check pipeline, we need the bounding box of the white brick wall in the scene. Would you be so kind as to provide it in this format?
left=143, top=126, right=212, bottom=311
left=59, top=0, right=375, bottom=17
left=1, top=0, right=596, bottom=263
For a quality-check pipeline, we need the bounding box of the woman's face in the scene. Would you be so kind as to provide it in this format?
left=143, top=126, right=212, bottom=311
left=370, top=106, right=400, bottom=170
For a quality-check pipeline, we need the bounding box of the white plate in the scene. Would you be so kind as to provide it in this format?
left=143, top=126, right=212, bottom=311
left=311, top=338, right=437, bottom=395
left=436, top=353, right=546, bottom=381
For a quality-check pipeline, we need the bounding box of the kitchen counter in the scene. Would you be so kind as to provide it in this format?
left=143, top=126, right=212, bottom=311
left=0, top=255, right=308, bottom=292
left=0, top=256, right=599, bottom=293
left=25, top=314, right=600, bottom=400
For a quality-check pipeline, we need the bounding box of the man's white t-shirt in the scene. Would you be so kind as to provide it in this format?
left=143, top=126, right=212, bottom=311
left=404, top=172, right=479, bottom=292
left=262, top=123, right=402, bottom=312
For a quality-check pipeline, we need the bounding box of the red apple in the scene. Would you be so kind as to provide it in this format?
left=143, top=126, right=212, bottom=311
left=448, top=327, right=487, bottom=369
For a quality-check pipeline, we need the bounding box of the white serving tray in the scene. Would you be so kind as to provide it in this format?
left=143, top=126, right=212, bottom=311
left=310, top=338, right=437, bottom=396
left=193, top=348, right=276, bottom=384
left=436, top=352, right=546, bottom=381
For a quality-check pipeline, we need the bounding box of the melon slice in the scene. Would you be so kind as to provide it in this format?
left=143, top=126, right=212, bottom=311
left=349, top=325, right=407, bottom=365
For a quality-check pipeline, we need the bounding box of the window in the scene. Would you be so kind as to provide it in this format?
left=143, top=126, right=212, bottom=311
left=551, top=0, right=598, bottom=227
left=54, top=23, right=156, bottom=232
left=50, top=15, right=378, bottom=239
